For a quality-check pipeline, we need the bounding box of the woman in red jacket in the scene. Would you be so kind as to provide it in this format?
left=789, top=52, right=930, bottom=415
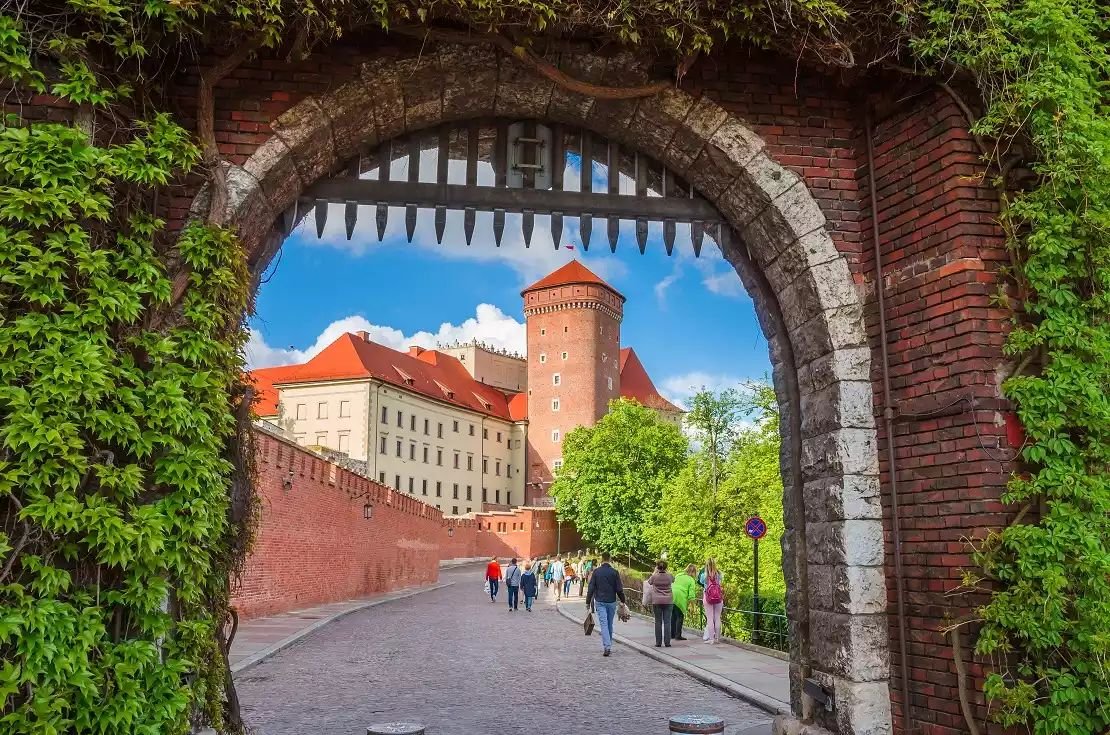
left=485, top=556, right=502, bottom=603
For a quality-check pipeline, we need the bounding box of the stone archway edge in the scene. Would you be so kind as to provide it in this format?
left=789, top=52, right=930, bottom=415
left=210, top=44, right=889, bottom=735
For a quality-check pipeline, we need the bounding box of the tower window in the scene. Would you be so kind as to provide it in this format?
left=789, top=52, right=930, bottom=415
left=553, top=373, right=561, bottom=386
left=607, top=376, right=613, bottom=390
left=553, top=459, right=563, bottom=471
left=561, top=352, right=568, bottom=360
left=552, top=398, right=560, bottom=411
left=540, top=328, right=546, bottom=336
left=564, top=326, right=568, bottom=333
left=552, top=429, right=560, bottom=442
left=539, top=353, right=546, bottom=363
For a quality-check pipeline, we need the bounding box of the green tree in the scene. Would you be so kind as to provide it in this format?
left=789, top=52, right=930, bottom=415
left=684, top=387, right=746, bottom=532
left=550, top=398, right=687, bottom=557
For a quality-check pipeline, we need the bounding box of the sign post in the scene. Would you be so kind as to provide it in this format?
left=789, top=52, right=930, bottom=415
left=744, top=516, right=767, bottom=645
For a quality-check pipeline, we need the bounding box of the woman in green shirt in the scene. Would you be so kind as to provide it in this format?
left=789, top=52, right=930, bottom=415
left=671, top=564, right=699, bottom=641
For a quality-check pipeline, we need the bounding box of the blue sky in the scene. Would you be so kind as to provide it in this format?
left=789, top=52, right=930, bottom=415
left=247, top=154, right=772, bottom=408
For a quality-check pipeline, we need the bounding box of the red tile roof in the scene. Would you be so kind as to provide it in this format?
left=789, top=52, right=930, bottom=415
left=250, top=333, right=523, bottom=421
left=521, top=260, right=624, bottom=301
left=619, top=347, right=683, bottom=414
left=508, top=393, right=528, bottom=421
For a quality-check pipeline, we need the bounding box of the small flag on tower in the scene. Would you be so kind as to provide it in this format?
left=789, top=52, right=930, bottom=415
left=564, top=244, right=576, bottom=250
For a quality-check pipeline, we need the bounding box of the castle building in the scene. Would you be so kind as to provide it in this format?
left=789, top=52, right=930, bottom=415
left=250, top=260, right=682, bottom=514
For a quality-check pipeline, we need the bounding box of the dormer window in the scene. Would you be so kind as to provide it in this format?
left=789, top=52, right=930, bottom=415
left=433, top=380, right=454, bottom=399
left=393, top=366, right=415, bottom=386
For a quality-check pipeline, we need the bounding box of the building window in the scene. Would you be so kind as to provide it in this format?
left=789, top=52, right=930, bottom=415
left=495, top=460, right=501, bottom=476
left=540, top=328, right=546, bottom=336
left=453, top=484, right=459, bottom=499
left=410, top=415, right=416, bottom=431
left=422, top=479, right=428, bottom=495
left=379, top=437, right=387, bottom=454
left=315, top=432, right=327, bottom=445
left=467, top=455, right=473, bottom=471
left=339, top=400, right=350, bottom=418
left=424, top=418, right=429, bottom=435
left=483, top=427, right=488, bottom=439
left=378, top=471, right=385, bottom=483
left=452, top=505, right=459, bottom=515
left=552, top=429, right=560, bottom=443
left=381, top=406, right=388, bottom=423
left=483, top=488, right=488, bottom=502
left=553, top=373, right=561, bottom=386
left=436, top=481, right=442, bottom=497
left=469, top=424, right=475, bottom=436
left=453, top=420, right=459, bottom=432
left=552, top=398, right=560, bottom=411
left=396, top=410, right=403, bottom=428
left=561, top=351, right=568, bottom=360
left=395, top=439, right=402, bottom=457
left=496, top=431, right=502, bottom=443
left=437, top=423, right=443, bottom=438
left=294, top=433, right=306, bottom=445
left=338, top=432, right=350, bottom=452
left=507, top=463, right=511, bottom=476
left=317, top=402, right=328, bottom=419
left=539, top=353, right=546, bottom=363
left=608, top=376, right=614, bottom=390
left=408, top=477, right=414, bottom=493
left=553, top=459, right=563, bottom=472
left=394, top=474, right=401, bottom=489
left=466, top=485, right=472, bottom=501
left=564, top=326, right=569, bottom=333
left=453, top=453, right=460, bottom=469
left=496, top=489, right=501, bottom=504
left=482, top=458, right=488, bottom=474
left=423, top=447, right=429, bottom=463
left=506, top=491, right=512, bottom=506
left=409, top=443, right=415, bottom=460
left=295, top=404, right=307, bottom=420
left=437, top=449, right=443, bottom=466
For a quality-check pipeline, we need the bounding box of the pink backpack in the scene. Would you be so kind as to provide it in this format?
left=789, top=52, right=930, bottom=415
left=705, top=574, right=723, bottom=605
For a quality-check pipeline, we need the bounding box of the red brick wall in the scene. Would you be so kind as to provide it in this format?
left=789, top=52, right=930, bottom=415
left=234, top=431, right=443, bottom=619
left=439, top=507, right=583, bottom=561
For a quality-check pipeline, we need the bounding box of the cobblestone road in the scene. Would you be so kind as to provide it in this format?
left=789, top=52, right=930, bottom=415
left=236, top=565, right=773, bottom=735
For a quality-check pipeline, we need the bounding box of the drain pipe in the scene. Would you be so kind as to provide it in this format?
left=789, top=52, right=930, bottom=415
left=865, top=109, right=913, bottom=734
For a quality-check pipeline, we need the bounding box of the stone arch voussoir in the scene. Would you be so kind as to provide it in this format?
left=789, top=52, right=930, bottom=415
left=214, top=44, right=888, bottom=735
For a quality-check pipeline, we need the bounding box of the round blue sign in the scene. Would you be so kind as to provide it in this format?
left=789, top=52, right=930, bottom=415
left=744, top=516, right=767, bottom=540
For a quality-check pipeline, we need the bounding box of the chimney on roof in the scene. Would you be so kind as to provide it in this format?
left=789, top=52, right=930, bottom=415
left=355, top=330, right=369, bottom=342
left=408, top=346, right=425, bottom=357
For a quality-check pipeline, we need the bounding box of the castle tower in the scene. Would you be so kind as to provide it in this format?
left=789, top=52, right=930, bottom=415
left=521, top=261, right=624, bottom=504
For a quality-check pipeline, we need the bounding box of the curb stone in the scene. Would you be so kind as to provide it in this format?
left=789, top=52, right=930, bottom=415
left=555, top=602, right=790, bottom=717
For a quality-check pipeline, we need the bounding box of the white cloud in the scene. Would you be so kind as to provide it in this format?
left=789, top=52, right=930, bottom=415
left=653, top=263, right=683, bottom=308
left=245, top=304, right=526, bottom=369
left=659, top=371, right=756, bottom=411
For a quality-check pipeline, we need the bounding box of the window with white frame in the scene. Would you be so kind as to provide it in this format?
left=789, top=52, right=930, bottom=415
left=295, top=404, right=307, bottom=420
left=539, top=353, right=546, bottom=363
left=552, top=398, right=560, bottom=411
left=315, top=432, right=327, bottom=445
left=607, top=376, right=613, bottom=390
left=561, top=351, right=568, bottom=360
left=553, top=459, right=563, bottom=472
left=551, top=429, right=560, bottom=443
left=553, top=373, right=560, bottom=386
left=337, top=432, right=350, bottom=452
left=339, top=400, right=351, bottom=418
left=317, top=402, right=328, bottom=419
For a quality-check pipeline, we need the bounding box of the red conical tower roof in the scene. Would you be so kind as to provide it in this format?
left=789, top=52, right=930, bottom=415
left=521, top=260, right=624, bottom=301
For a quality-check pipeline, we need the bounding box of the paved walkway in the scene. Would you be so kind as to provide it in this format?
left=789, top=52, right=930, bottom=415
left=552, top=596, right=790, bottom=714
left=231, top=585, right=452, bottom=673
left=234, top=564, right=775, bottom=735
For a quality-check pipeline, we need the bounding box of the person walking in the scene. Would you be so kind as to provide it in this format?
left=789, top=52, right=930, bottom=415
left=563, top=560, right=576, bottom=599
left=504, top=558, right=523, bottom=611
left=485, top=556, right=502, bottom=604
left=700, top=557, right=725, bottom=643
left=585, top=551, right=626, bottom=657
left=671, top=564, right=698, bottom=641
left=541, top=559, right=552, bottom=589
left=647, top=561, right=675, bottom=647
left=550, top=556, right=566, bottom=601
left=521, top=562, right=539, bottom=612
left=577, top=556, right=594, bottom=597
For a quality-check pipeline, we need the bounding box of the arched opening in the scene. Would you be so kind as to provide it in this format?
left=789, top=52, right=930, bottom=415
left=207, top=47, right=889, bottom=735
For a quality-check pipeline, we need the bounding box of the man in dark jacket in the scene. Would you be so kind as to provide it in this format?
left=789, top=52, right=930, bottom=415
left=504, top=558, right=523, bottom=611
left=585, top=552, right=626, bottom=656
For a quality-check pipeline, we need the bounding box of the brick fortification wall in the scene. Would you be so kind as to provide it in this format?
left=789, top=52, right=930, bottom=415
left=239, top=429, right=584, bottom=620
left=235, top=430, right=443, bottom=619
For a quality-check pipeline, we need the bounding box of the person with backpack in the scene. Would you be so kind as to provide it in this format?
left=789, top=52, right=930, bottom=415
left=700, top=557, right=725, bottom=643
left=577, top=556, right=594, bottom=597
left=485, top=556, right=502, bottom=604
left=563, top=560, right=577, bottom=598
left=647, top=560, right=675, bottom=647
left=521, top=562, right=539, bottom=611
left=504, top=558, right=523, bottom=611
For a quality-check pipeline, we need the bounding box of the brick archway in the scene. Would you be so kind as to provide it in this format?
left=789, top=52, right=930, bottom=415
left=205, top=46, right=888, bottom=735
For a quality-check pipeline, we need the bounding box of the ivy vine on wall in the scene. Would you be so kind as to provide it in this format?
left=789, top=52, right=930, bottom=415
left=0, top=1, right=1106, bottom=734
